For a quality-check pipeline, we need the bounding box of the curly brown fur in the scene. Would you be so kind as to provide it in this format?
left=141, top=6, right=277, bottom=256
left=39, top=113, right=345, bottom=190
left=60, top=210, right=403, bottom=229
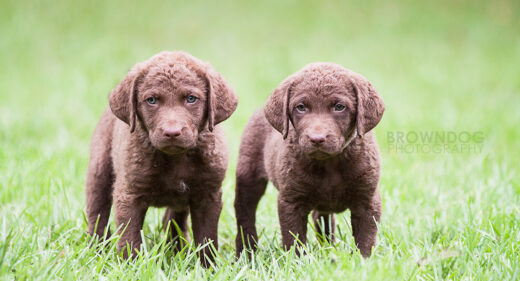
left=234, top=63, right=384, bottom=258
left=86, top=51, right=238, bottom=267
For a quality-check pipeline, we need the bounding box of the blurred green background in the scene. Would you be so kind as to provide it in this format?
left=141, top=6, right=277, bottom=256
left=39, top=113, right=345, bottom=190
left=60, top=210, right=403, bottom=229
left=0, top=0, right=519, bottom=279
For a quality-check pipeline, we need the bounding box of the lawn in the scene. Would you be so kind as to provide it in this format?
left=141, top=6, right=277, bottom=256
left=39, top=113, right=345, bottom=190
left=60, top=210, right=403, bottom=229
left=0, top=0, right=519, bottom=279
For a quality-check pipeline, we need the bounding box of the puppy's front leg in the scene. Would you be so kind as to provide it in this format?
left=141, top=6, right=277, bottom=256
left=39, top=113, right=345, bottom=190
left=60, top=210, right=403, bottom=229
left=277, top=196, right=311, bottom=252
left=351, top=193, right=382, bottom=257
left=114, top=193, right=148, bottom=258
left=190, top=190, right=222, bottom=268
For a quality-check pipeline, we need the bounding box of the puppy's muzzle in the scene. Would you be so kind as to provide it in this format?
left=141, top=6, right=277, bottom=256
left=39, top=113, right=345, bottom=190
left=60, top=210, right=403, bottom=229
left=155, top=124, right=194, bottom=153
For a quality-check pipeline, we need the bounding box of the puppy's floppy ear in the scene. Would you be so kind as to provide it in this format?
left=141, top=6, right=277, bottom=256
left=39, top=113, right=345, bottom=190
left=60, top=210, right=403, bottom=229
left=203, top=66, right=238, bottom=131
left=109, top=65, right=144, bottom=133
left=351, top=76, right=385, bottom=137
left=264, top=78, right=293, bottom=139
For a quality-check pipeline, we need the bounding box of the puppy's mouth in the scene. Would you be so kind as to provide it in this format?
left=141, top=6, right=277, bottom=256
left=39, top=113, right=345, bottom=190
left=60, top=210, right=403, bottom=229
left=307, top=150, right=334, bottom=160
left=301, top=139, right=342, bottom=159
left=152, top=135, right=196, bottom=155
left=157, top=144, right=189, bottom=155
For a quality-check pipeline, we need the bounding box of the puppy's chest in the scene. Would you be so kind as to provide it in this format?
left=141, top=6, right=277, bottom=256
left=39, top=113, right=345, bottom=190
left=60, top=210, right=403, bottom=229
left=305, top=167, right=356, bottom=211
left=140, top=161, right=195, bottom=207
left=313, top=173, right=348, bottom=195
left=157, top=162, right=194, bottom=191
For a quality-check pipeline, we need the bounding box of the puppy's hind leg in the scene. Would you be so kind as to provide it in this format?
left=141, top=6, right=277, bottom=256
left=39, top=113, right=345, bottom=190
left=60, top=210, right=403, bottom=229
left=163, top=208, right=190, bottom=252
left=312, top=211, right=336, bottom=244
left=86, top=163, right=113, bottom=239
left=86, top=111, right=115, bottom=239
left=234, top=172, right=267, bottom=257
left=234, top=111, right=270, bottom=258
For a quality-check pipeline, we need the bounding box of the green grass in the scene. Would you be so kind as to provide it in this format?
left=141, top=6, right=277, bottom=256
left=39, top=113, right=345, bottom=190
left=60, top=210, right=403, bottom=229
left=1, top=0, right=519, bottom=279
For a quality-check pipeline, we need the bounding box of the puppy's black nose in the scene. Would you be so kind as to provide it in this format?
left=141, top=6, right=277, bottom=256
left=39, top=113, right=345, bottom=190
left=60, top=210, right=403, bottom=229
left=309, top=134, right=326, bottom=145
left=163, top=127, right=182, bottom=138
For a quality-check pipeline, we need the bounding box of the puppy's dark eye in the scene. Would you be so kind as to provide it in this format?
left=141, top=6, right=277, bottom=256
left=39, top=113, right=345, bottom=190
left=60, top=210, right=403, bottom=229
left=146, top=97, right=157, bottom=105
left=295, top=104, right=306, bottom=112
left=186, top=95, right=198, bottom=103
left=334, top=103, right=346, bottom=111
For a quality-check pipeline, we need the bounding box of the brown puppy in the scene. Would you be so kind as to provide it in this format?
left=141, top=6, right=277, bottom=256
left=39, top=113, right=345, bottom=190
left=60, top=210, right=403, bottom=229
left=86, top=51, right=237, bottom=266
left=234, top=63, right=384, bottom=258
